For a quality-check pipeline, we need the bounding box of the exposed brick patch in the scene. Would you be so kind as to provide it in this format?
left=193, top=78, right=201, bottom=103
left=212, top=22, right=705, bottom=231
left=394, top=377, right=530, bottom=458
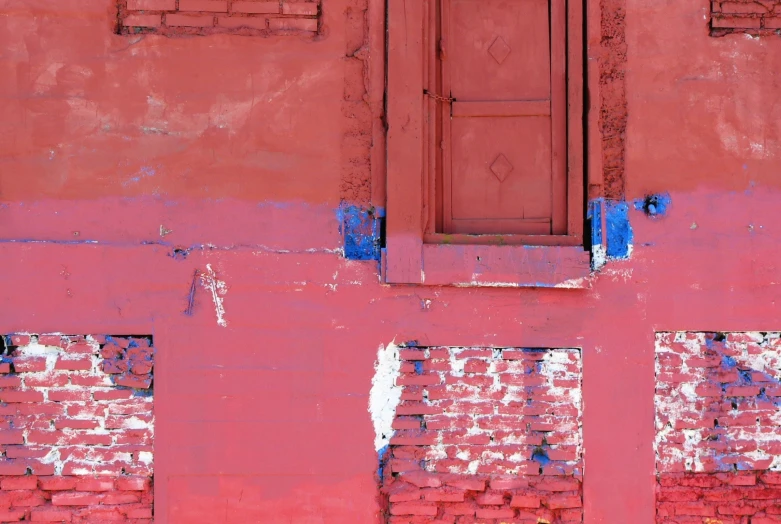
left=0, top=334, right=154, bottom=522
left=711, top=1, right=781, bottom=36
left=655, top=332, right=781, bottom=522
left=116, top=0, right=320, bottom=36
left=381, top=346, right=583, bottom=523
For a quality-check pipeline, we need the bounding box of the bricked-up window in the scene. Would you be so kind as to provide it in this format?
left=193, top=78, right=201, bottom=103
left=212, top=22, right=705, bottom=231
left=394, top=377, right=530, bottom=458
left=0, top=334, right=154, bottom=522
left=118, top=0, right=319, bottom=35
left=655, top=332, right=781, bottom=522
left=382, top=346, right=583, bottom=522
left=711, top=1, right=781, bottom=35
left=385, top=0, right=588, bottom=286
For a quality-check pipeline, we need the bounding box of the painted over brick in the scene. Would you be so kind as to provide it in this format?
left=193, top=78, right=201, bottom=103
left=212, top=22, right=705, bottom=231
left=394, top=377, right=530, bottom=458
left=0, top=334, right=154, bottom=523
left=379, top=346, right=583, bottom=523
left=655, top=331, right=781, bottom=522
left=118, top=0, right=320, bottom=35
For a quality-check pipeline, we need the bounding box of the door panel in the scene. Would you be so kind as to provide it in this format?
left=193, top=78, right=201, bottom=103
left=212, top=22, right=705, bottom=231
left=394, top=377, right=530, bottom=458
left=449, top=0, right=551, bottom=101
left=450, top=116, right=552, bottom=234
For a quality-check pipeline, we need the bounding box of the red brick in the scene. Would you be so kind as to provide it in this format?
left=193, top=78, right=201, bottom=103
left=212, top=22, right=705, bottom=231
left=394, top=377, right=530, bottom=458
left=126, top=507, right=153, bottom=518
left=114, top=375, right=152, bottom=389
left=0, top=509, right=26, bottom=521
left=179, top=0, right=228, bottom=11
left=443, top=478, right=487, bottom=491
left=9, top=335, right=32, bottom=346
left=30, top=508, right=73, bottom=521
left=0, top=363, right=10, bottom=373
left=47, top=390, right=90, bottom=402
left=103, top=491, right=141, bottom=504
left=93, top=389, right=133, bottom=401
left=510, top=493, right=541, bottom=508
left=24, top=374, right=69, bottom=387
left=398, top=471, right=442, bottom=488
left=0, top=459, right=29, bottom=475
left=390, top=502, right=438, bottom=516
left=765, top=17, right=781, bottom=28
left=475, top=491, right=505, bottom=505
left=231, top=1, right=280, bottom=14
left=1, top=476, right=38, bottom=490
left=51, top=492, right=103, bottom=506
left=38, top=477, right=78, bottom=491
left=53, top=358, right=91, bottom=371
left=12, top=358, right=47, bottom=373
left=282, top=2, right=318, bottom=15
left=1, top=390, right=44, bottom=403
left=721, top=1, right=768, bottom=13
left=54, top=418, right=100, bottom=430
left=74, top=478, right=115, bottom=491
left=547, top=494, right=582, bottom=510
left=0, top=429, right=24, bottom=445
left=127, top=0, right=176, bottom=9
left=165, top=13, right=215, bottom=26
left=421, top=488, right=465, bottom=502
left=268, top=17, right=318, bottom=31
left=475, top=507, right=515, bottom=518
left=0, top=375, right=22, bottom=388
left=712, top=15, right=762, bottom=28
left=397, top=374, right=441, bottom=386
left=115, top=477, right=150, bottom=491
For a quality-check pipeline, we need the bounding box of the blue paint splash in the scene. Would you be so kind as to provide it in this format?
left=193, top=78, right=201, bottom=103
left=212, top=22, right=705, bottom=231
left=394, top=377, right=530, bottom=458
left=605, top=200, right=633, bottom=259
left=633, top=193, right=671, bottom=218
left=337, top=204, right=383, bottom=261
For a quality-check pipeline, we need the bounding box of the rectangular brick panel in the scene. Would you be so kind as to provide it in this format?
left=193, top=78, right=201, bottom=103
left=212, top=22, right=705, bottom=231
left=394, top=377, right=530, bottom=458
left=119, top=0, right=319, bottom=34
left=655, top=331, right=781, bottom=522
left=711, top=0, right=781, bottom=34
left=381, top=346, right=583, bottom=523
left=0, top=334, right=154, bottom=523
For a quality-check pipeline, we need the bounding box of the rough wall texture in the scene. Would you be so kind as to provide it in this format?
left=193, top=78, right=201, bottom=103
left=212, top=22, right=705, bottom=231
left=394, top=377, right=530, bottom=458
left=118, top=0, right=319, bottom=34
left=340, top=0, right=372, bottom=205
left=655, top=332, right=781, bottom=522
left=381, top=346, right=583, bottom=523
left=600, top=0, right=628, bottom=199
left=0, top=334, right=154, bottom=523
left=711, top=1, right=781, bottom=35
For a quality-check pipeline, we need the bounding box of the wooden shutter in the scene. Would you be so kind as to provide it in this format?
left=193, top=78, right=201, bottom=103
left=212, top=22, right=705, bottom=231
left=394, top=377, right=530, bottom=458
left=440, top=0, right=568, bottom=236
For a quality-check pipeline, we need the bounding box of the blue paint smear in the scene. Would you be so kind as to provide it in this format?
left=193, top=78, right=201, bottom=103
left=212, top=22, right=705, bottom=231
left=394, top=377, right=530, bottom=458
left=414, top=361, right=424, bottom=375
left=377, top=444, right=389, bottom=479
left=605, top=200, right=633, bottom=259
left=337, top=204, right=382, bottom=261
left=633, top=193, right=672, bottom=218
left=531, top=448, right=551, bottom=466
left=588, top=198, right=603, bottom=247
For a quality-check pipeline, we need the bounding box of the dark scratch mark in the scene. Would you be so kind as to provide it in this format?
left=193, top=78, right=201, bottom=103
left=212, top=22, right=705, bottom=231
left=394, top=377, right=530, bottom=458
left=184, top=269, right=199, bottom=316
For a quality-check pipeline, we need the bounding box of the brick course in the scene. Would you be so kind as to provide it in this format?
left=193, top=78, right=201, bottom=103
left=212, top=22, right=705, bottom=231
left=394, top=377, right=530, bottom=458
left=117, top=0, right=320, bottom=35
left=655, top=331, right=781, bottom=522
left=0, top=334, right=154, bottom=522
left=381, top=346, right=583, bottom=523
left=711, top=1, right=781, bottom=35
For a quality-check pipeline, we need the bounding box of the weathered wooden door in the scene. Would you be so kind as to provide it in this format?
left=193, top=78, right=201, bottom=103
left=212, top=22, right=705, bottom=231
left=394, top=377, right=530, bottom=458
left=441, top=0, right=567, bottom=235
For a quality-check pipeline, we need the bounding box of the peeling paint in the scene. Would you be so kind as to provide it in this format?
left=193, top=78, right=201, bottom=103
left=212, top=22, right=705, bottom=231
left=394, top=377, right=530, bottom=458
left=199, top=263, right=228, bottom=328
left=368, top=342, right=402, bottom=452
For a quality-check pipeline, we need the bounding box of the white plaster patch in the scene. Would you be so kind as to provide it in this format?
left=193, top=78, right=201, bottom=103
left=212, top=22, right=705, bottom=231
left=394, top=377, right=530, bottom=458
left=200, top=263, right=229, bottom=328
left=369, top=342, right=403, bottom=452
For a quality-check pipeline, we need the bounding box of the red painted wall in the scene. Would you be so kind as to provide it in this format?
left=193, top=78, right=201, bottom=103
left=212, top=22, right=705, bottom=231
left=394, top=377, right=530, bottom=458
left=2, top=0, right=781, bottom=522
